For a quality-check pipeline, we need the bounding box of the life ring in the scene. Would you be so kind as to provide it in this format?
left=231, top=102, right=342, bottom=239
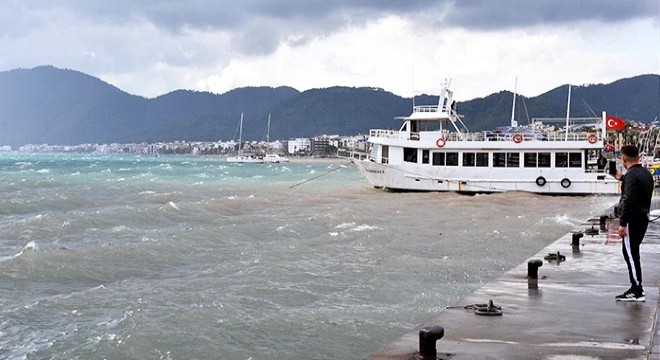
left=560, top=178, right=571, bottom=188
left=587, top=134, right=598, bottom=144
left=535, top=176, right=546, bottom=187
left=435, top=138, right=446, bottom=148
left=512, top=133, right=523, bottom=143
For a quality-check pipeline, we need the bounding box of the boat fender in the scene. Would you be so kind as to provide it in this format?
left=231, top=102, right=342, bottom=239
left=435, top=138, right=446, bottom=148
left=587, top=134, right=598, bottom=144
left=512, top=133, right=523, bottom=143
left=535, top=176, right=546, bottom=186
left=560, top=178, right=571, bottom=188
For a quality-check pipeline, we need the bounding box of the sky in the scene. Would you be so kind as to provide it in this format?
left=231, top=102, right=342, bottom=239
left=1, top=0, right=659, bottom=101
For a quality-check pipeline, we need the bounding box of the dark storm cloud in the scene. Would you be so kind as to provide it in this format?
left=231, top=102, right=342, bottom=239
left=2, top=0, right=656, bottom=57
left=445, top=0, right=657, bottom=29
left=9, top=0, right=654, bottom=31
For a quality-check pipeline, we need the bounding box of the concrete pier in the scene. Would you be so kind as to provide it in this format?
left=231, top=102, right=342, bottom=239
left=370, top=215, right=660, bottom=360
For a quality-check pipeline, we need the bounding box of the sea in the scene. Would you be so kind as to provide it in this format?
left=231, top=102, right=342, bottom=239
left=0, top=152, right=616, bottom=360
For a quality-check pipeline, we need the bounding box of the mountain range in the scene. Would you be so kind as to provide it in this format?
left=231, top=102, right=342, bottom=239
left=0, top=65, right=658, bottom=147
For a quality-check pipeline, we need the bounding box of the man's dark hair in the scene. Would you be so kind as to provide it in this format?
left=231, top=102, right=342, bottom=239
left=621, top=145, right=639, bottom=159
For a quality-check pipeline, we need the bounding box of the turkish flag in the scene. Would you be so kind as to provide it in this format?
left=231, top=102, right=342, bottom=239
left=605, top=115, right=626, bottom=131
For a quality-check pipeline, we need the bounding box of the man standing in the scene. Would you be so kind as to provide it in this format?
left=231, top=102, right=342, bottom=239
left=615, top=145, right=654, bottom=302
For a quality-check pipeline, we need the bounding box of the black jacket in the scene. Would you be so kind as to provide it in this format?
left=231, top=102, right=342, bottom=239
left=619, top=164, right=654, bottom=227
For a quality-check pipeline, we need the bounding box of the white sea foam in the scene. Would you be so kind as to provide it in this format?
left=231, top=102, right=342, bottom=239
left=335, top=222, right=356, bottom=229
left=349, top=224, right=380, bottom=232
left=139, top=191, right=156, bottom=194
left=36, top=169, right=50, bottom=173
left=0, top=241, right=38, bottom=262
left=167, top=201, right=179, bottom=210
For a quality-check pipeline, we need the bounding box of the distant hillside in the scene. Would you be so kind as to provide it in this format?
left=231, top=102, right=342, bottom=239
left=0, top=66, right=657, bottom=147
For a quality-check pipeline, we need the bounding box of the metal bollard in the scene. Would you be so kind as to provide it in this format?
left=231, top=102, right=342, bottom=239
left=599, top=215, right=608, bottom=232
left=527, top=259, right=543, bottom=278
left=572, top=232, right=583, bottom=247
left=419, top=326, right=444, bottom=359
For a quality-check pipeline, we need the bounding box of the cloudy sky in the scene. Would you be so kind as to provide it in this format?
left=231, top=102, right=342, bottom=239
left=2, top=0, right=658, bottom=100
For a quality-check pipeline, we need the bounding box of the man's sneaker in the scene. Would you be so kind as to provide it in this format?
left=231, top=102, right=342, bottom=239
left=615, top=288, right=645, bottom=302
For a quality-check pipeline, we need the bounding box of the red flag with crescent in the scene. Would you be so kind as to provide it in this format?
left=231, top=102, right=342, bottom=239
left=605, top=114, right=625, bottom=131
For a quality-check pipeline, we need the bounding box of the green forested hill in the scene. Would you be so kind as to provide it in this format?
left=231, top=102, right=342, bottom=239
left=0, top=66, right=657, bottom=147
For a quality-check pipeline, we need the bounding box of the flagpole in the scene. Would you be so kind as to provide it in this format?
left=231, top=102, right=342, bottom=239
left=602, top=111, right=606, bottom=144
left=565, top=84, right=571, bottom=141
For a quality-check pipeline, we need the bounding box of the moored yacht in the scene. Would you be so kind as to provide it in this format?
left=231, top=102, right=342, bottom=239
left=353, top=83, right=620, bottom=195
left=227, top=112, right=264, bottom=164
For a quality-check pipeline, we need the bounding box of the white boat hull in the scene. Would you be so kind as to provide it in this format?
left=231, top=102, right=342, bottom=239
left=226, top=156, right=264, bottom=163
left=353, top=159, right=620, bottom=195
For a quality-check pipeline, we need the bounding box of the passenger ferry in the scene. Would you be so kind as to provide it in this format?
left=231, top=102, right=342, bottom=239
left=353, top=84, right=620, bottom=195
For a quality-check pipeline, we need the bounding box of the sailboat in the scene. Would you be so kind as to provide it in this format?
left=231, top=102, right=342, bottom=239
left=226, top=113, right=264, bottom=163
left=263, top=113, right=289, bottom=163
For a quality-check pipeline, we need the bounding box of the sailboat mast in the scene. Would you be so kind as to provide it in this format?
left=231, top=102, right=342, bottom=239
left=510, top=77, right=518, bottom=127
left=565, top=85, right=571, bottom=141
left=267, top=113, right=271, bottom=143
left=238, top=112, right=244, bottom=156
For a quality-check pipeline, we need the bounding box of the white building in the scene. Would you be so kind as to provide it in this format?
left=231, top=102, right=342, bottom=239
left=288, top=138, right=311, bottom=154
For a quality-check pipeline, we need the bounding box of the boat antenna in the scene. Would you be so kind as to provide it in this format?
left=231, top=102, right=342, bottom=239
left=510, top=77, right=518, bottom=127
left=565, top=84, right=572, bottom=141
left=411, top=66, right=415, bottom=111
left=521, top=96, right=531, bottom=125
left=266, top=113, right=271, bottom=143
left=581, top=99, right=599, bottom=118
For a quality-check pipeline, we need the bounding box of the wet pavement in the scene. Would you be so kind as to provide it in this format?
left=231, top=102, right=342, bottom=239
left=370, top=214, right=660, bottom=360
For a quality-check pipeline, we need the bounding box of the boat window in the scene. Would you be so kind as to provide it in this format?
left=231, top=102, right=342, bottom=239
left=419, top=121, right=442, bottom=131
left=404, top=147, right=418, bottom=163
left=381, top=146, right=389, bottom=164
left=524, top=153, right=537, bottom=167
left=400, top=123, right=408, bottom=132
left=446, top=152, right=459, bottom=166
left=555, top=152, right=569, bottom=167
left=538, top=153, right=551, bottom=167
left=422, top=150, right=430, bottom=164
left=494, top=152, right=519, bottom=167
left=506, top=153, right=520, bottom=167
left=432, top=152, right=445, bottom=166
left=463, top=153, right=476, bottom=167
left=476, top=153, right=489, bottom=167
left=493, top=153, right=506, bottom=167
left=569, top=152, right=582, bottom=168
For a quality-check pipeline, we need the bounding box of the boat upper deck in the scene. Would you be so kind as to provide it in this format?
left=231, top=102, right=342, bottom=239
left=369, top=129, right=600, bottom=143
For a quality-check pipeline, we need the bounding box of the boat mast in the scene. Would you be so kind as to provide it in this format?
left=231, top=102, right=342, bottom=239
left=565, top=85, right=572, bottom=141
left=510, top=77, right=518, bottom=127
left=238, top=112, right=244, bottom=156
left=266, top=113, right=271, bottom=143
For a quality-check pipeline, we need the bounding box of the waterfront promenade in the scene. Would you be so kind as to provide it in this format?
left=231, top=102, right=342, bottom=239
left=370, top=211, right=660, bottom=359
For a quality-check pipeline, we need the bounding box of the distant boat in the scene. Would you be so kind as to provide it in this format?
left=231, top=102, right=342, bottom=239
left=263, top=113, right=289, bottom=163
left=263, top=153, right=289, bottom=163
left=227, top=113, right=264, bottom=163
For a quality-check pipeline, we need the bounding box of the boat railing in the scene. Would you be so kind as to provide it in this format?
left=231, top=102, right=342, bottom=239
left=337, top=149, right=368, bottom=160
left=413, top=105, right=443, bottom=113
left=371, top=129, right=599, bottom=142
left=370, top=129, right=408, bottom=139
